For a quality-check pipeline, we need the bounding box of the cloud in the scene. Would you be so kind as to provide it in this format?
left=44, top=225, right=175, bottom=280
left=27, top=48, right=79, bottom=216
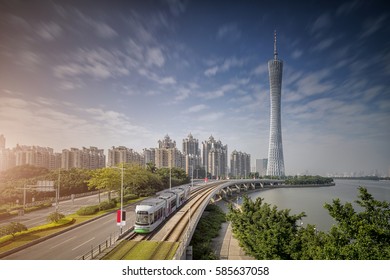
left=336, top=0, right=362, bottom=16
left=186, top=104, right=208, bottom=113
left=291, top=49, right=303, bottom=59
left=252, top=63, right=268, bottom=76
left=18, top=51, right=41, bottom=67
left=146, top=47, right=165, bottom=67
left=37, top=22, right=62, bottom=41
left=0, top=94, right=152, bottom=150
left=198, top=112, right=224, bottom=122
left=359, top=15, right=388, bottom=39
left=59, top=80, right=83, bottom=91
left=204, top=57, right=246, bottom=76
left=77, top=10, right=117, bottom=39
left=286, top=69, right=334, bottom=101
left=217, top=23, right=241, bottom=41
left=54, top=48, right=130, bottom=83
left=174, top=88, right=191, bottom=102
left=138, top=68, right=176, bottom=85
left=201, top=82, right=239, bottom=100
left=204, top=66, right=219, bottom=77
left=163, top=0, right=188, bottom=16
left=311, top=37, right=335, bottom=52
left=310, top=13, right=332, bottom=34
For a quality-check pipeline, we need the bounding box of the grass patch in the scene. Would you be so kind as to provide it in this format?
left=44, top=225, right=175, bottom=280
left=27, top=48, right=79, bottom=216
left=151, top=242, right=179, bottom=260
left=103, top=241, right=179, bottom=260
left=189, top=204, right=226, bottom=259
left=0, top=218, right=75, bottom=254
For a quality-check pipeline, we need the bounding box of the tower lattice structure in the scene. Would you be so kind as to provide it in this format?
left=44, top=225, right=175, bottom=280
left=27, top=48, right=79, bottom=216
left=266, top=30, right=285, bottom=177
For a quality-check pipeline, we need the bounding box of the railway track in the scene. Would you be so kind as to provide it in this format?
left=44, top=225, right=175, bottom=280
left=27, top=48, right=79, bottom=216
left=101, top=182, right=223, bottom=259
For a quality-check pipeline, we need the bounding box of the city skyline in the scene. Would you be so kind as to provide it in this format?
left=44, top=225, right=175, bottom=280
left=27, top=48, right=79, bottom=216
left=0, top=0, right=389, bottom=176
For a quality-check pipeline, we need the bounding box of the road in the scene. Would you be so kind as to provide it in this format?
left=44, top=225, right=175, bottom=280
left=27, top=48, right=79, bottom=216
left=2, top=202, right=135, bottom=260
left=1, top=182, right=206, bottom=259
left=0, top=192, right=113, bottom=228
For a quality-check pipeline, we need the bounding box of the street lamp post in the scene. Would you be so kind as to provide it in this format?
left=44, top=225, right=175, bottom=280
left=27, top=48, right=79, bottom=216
left=112, top=164, right=124, bottom=234
left=169, top=165, right=172, bottom=191
left=56, top=168, right=60, bottom=213
left=191, top=164, right=194, bottom=189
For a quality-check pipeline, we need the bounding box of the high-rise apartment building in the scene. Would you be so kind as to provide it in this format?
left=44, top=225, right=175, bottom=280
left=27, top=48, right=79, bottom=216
left=143, top=148, right=156, bottom=167
left=202, top=135, right=228, bottom=179
left=182, top=133, right=200, bottom=156
left=256, top=158, right=268, bottom=176
left=14, top=145, right=59, bottom=170
left=0, top=142, right=62, bottom=171
left=230, top=150, right=251, bottom=178
left=61, top=146, right=105, bottom=170
left=266, top=31, right=285, bottom=177
left=107, top=146, right=144, bottom=167
left=182, top=133, right=201, bottom=176
left=155, top=135, right=185, bottom=169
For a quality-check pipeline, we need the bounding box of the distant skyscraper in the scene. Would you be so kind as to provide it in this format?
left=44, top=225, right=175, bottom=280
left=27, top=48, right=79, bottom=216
left=182, top=133, right=201, bottom=176
left=256, top=158, right=268, bottom=176
left=266, top=31, right=285, bottom=177
left=202, top=135, right=228, bottom=179
left=61, top=146, right=105, bottom=170
left=230, top=150, right=251, bottom=178
left=155, top=135, right=185, bottom=169
left=107, top=146, right=143, bottom=167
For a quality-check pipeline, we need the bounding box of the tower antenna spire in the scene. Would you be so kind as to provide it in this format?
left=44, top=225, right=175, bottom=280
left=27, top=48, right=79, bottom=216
left=274, top=30, right=278, bottom=60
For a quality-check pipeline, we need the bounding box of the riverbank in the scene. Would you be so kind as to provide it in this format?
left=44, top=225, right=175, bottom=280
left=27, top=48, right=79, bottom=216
left=211, top=199, right=255, bottom=260
left=277, top=183, right=336, bottom=188
left=209, top=182, right=336, bottom=259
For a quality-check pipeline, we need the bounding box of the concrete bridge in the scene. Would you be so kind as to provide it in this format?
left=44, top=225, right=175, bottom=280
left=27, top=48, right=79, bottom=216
left=175, top=178, right=285, bottom=259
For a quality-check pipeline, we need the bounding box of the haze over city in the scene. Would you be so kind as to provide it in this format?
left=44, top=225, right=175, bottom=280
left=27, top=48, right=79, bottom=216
left=0, top=0, right=389, bottom=176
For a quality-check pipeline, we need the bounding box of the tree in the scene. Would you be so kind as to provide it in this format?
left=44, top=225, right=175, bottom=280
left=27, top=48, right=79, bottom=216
left=156, top=167, right=190, bottom=188
left=227, top=187, right=390, bottom=260
left=47, top=212, right=65, bottom=223
left=319, top=187, right=390, bottom=259
left=146, top=162, right=157, bottom=173
left=227, top=195, right=306, bottom=259
left=86, top=164, right=165, bottom=197
left=0, top=165, right=49, bottom=181
left=1, top=222, right=27, bottom=238
left=87, top=167, right=122, bottom=193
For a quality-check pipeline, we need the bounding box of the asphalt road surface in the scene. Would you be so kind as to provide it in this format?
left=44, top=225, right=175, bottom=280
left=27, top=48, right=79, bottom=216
left=2, top=202, right=136, bottom=260
left=0, top=192, right=114, bottom=228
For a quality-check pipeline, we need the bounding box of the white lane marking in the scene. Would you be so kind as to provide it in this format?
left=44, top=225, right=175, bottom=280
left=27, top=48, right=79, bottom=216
left=50, top=236, right=76, bottom=249
left=103, top=219, right=114, bottom=225
left=72, top=237, right=95, bottom=251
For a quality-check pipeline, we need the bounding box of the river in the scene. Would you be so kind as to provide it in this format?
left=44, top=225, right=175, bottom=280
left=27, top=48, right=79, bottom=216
left=247, top=179, right=390, bottom=231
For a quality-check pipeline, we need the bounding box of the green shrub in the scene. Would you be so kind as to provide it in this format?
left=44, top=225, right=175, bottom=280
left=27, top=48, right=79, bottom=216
left=190, top=204, right=226, bottom=259
left=0, top=222, right=27, bottom=238
left=99, top=200, right=116, bottom=210
left=123, top=194, right=138, bottom=203
left=47, top=212, right=65, bottom=223
left=76, top=205, right=99, bottom=216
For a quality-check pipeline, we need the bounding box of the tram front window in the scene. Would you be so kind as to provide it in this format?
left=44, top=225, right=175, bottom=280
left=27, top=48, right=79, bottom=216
left=136, top=211, right=149, bottom=225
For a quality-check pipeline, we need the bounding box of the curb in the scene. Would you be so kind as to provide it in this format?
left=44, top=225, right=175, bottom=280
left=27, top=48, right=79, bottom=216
left=0, top=203, right=136, bottom=259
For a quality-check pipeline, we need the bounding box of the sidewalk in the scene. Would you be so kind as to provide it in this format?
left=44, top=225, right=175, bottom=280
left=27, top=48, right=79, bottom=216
left=212, top=221, right=254, bottom=260
left=212, top=199, right=254, bottom=260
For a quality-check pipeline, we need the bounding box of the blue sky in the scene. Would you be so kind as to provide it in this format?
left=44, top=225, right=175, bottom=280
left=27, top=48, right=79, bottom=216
left=0, top=0, right=389, bottom=176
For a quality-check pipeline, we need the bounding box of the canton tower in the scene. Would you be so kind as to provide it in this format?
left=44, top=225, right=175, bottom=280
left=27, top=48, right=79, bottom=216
left=266, top=30, right=285, bottom=177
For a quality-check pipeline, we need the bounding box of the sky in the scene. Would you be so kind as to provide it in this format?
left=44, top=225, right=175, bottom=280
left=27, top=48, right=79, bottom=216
left=0, top=0, right=389, bottom=176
